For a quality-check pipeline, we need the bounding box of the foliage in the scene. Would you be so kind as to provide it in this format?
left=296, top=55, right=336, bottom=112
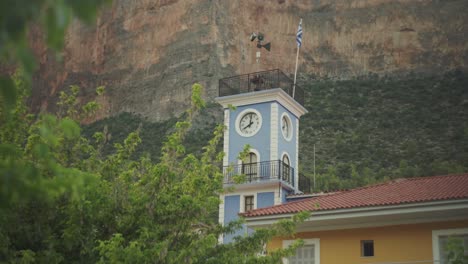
left=0, top=0, right=110, bottom=112
left=1, top=79, right=305, bottom=263
left=300, top=71, right=468, bottom=191
left=83, top=71, right=468, bottom=193
left=82, top=105, right=220, bottom=162
left=82, top=112, right=178, bottom=161
left=445, top=236, right=468, bottom=264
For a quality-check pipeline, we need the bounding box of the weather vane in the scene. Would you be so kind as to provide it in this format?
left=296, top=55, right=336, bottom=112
left=249, top=32, right=271, bottom=63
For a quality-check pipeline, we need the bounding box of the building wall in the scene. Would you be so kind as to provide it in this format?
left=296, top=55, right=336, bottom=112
left=268, top=219, right=468, bottom=263
left=223, top=189, right=278, bottom=243
left=277, top=103, right=299, bottom=189
left=226, top=101, right=299, bottom=164
left=223, top=195, right=240, bottom=243
left=257, top=192, right=275, bottom=209
left=281, top=188, right=289, bottom=204
left=228, top=102, right=272, bottom=164
left=277, top=103, right=298, bottom=167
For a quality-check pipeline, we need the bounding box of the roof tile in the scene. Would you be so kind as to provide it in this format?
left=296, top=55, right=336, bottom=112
left=243, top=174, right=468, bottom=217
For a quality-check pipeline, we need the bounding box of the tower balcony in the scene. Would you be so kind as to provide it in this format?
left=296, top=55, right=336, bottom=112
left=222, top=160, right=311, bottom=193
left=218, top=69, right=305, bottom=106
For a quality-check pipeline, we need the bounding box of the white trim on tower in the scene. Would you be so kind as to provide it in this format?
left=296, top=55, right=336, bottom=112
left=275, top=188, right=282, bottom=205
left=281, top=151, right=291, bottom=164
left=223, top=109, right=230, bottom=166
left=240, top=192, right=258, bottom=213
left=237, top=148, right=261, bottom=164
left=218, top=193, right=225, bottom=243
left=237, top=148, right=261, bottom=177
left=295, top=118, right=299, bottom=192
left=281, top=112, right=293, bottom=141
left=216, top=88, right=307, bottom=118
left=270, top=103, right=279, bottom=161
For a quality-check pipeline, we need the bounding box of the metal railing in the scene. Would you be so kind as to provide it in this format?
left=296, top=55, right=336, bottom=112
left=218, top=69, right=305, bottom=106
left=223, top=160, right=295, bottom=187
left=298, top=173, right=311, bottom=194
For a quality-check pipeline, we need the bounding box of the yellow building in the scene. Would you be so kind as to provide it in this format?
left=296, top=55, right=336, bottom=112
left=243, top=174, right=468, bottom=264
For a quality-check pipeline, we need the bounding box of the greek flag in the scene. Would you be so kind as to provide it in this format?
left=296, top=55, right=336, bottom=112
left=296, top=20, right=303, bottom=47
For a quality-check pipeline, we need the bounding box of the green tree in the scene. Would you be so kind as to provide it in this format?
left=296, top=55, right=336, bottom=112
left=0, top=0, right=110, bottom=111
left=1, top=79, right=306, bottom=263
left=0, top=3, right=307, bottom=262
left=445, top=237, right=468, bottom=264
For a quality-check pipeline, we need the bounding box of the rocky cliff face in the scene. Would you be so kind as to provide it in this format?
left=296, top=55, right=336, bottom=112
left=31, top=0, right=468, bottom=121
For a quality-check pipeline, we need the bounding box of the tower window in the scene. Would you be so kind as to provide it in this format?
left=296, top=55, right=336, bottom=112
left=244, top=196, right=254, bottom=212
left=242, top=152, right=258, bottom=181
left=361, top=240, right=374, bottom=257
left=281, top=154, right=291, bottom=182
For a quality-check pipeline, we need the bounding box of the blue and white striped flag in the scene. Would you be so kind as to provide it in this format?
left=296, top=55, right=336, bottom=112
left=296, top=19, right=303, bottom=47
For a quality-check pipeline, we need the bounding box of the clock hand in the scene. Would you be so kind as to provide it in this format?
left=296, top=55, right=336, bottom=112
left=242, top=116, right=254, bottom=130
left=242, top=122, right=253, bottom=130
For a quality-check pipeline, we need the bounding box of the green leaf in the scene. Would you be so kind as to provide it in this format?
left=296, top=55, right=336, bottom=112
left=96, top=86, right=105, bottom=95
left=44, top=4, right=71, bottom=50
left=15, top=43, right=37, bottom=76
left=0, top=76, right=17, bottom=111
left=60, top=118, right=80, bottom=139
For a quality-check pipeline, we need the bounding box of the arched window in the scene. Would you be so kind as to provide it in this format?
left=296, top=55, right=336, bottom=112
left=282, top=154, right=291, bottom=182
left=242, top=152, right=258, bottom=181
left=282, top=154, right=290, bottom=166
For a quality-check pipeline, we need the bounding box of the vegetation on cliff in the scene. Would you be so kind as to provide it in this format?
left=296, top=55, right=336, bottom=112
left=88, top=71, right=468, bottom=192
left=301, top=71, right=468, bottom=191
left=82, top=103, right=221, bottom=162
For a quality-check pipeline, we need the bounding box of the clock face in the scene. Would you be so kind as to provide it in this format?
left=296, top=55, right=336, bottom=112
left=281, top=114, right=292, bottom=140
left=239, top=112, right=261, bottom=136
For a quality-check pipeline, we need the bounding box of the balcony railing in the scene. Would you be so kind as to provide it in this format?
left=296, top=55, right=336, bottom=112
left=223, top=160, right=295, bottom=187
left=218, top=69, right=305, bottom=106
left=298, top=173, right=311, bottom=194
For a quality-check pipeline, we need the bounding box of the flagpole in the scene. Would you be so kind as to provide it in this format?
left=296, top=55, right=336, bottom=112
left=292, top=42, right=300, bottom=98
left=292, top=18, right=302, bottom=99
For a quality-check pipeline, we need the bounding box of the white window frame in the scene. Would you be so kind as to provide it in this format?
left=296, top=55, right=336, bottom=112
left=237, top=148, right=261, bottom=179
left=280, top=112, right=293, bottom=141
left=240, top=192, right=257, bottom=213
left=283, top=238, right=320, bottom=264
left=281, top=151, right=292, bottom=184
left=281, top=152, right=291, bottom=166
left=432, top=227, right=468, bottom=264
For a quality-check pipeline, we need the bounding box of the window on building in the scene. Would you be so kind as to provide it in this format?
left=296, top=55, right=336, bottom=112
left=244, top=195, right=254, bottom=212
left=283, top=239, right=320, bottom=264
left=433, top=228, right=468, bottom=264
left=361, top=240, right=374, bottom=257
left=282, top=154, right=291, bottom=182
left=242, top=152, right=258, bottom=181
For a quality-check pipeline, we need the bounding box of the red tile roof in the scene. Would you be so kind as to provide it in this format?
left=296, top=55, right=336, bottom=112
left=243, top=174, right=468, bottom=217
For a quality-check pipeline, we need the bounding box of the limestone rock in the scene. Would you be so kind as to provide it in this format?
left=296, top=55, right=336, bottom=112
left=31, top=0, right=468, bottom=121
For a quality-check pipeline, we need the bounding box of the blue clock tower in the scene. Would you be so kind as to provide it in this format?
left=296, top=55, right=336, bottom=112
left=216, top=69, right=308, bottom=243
